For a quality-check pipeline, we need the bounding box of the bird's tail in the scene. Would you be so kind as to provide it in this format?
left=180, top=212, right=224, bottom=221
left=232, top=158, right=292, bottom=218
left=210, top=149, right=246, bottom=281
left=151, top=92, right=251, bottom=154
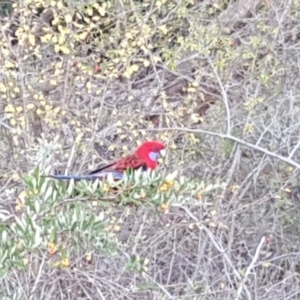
left=46, top=175, right=101, bottom=181
left=46, top=171, right=124, bottom=181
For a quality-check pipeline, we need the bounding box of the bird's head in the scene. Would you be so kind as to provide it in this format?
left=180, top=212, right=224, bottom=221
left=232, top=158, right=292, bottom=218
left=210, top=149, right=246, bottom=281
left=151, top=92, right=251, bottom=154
left=135, top=141, right=166, bottom=169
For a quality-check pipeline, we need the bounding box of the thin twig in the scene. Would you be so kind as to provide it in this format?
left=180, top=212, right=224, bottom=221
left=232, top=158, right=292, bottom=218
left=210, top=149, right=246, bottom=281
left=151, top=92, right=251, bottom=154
left=65, top=144, right=76, bottom=175
left=288, top=139, right=300, bottom=159
left=177, top=205, right=252, bottom=300
left=142, top=127, right=300, bottom=169
left=0, top=120, right=14, bottom=130
left=207, top=56, right=231, bottom=135
left=235, top=236, right=266, bottom=300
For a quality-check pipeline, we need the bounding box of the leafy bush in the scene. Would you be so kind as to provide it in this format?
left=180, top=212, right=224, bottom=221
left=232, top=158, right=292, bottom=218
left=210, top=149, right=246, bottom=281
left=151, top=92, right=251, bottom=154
left=0, top=166, right=228, bottom=298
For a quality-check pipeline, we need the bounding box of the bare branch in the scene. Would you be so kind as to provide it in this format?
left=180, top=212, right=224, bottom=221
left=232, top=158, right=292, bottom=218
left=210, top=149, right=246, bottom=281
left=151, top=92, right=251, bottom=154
left=146, top=127, right=300, bottom=169
left=235, top=236, right=266, bottom=300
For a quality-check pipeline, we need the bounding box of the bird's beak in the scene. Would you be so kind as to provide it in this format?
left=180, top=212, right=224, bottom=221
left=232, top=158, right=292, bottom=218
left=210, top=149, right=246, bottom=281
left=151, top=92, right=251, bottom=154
left=160, top=149, right=166, bottom=157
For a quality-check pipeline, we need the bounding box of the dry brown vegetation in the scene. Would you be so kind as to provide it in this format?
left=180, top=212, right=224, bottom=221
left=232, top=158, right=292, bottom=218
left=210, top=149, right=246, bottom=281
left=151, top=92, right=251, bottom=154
left=1, top=0, right=300, bottom=299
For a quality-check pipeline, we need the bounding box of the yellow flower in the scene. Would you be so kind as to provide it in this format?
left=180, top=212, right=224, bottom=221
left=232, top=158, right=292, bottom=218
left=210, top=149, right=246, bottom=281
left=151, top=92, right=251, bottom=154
left=60, top=257, right=70, bottom=268
left=23, top=258, right=29, bottom=266
left=102, top=183, right=110, bottom=193
left=159, top=180, right=174, bottom=192
left=85, top=253, right=92, bottom=262
left=28, top=189, right=39, bottom=195
left=166, top=180, right=174, bottom=188
left=140, top=189, right=146, bottom=199
left=159, top=183, right=168, bottom=192
left=15, top=202, right=25, bottom=212
left=48, top=242, right=58, bottom=256
left=161, top=201, right=170, bottom=213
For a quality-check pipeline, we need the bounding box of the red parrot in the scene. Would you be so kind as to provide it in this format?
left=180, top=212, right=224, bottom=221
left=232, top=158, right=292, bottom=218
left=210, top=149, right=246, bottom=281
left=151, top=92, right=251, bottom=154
left=47, top=141, right=166, bottom=181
